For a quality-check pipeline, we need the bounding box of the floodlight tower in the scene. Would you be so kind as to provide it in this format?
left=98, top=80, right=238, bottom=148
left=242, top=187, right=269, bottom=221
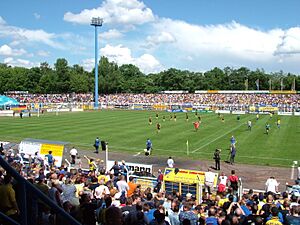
left=91, top=17, right=103, bottom=109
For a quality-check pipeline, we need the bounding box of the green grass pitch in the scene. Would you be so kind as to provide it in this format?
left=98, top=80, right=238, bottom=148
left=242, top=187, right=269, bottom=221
left=0, top=110, right=299, bottom=167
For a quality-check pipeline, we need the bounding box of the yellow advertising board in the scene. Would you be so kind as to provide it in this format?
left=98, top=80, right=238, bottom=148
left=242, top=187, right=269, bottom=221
left=163, top=168, right=218, bottom=187
left=153, top=105, right=167, bottom=110
left=259, top=106, right=278, bottom=112
left=40, top=143, right=64, bottom=156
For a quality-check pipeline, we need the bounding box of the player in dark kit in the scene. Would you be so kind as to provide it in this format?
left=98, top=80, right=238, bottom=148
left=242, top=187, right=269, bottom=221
left=198, top=115, right=201, bottom=121
left=156, top=123, right=161, bottom=133
left=170, top=113, right=173, bottom=121
left=156, top=113, right=159, bottom=120
left=149, top=116, right=152, bottom=125
left=186, top=113, right=189, bottom=122
left=265, top=123, right=270, bottom=135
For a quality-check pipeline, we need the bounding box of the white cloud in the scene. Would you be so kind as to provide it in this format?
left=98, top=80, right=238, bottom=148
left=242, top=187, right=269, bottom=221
left=33, top=13, right=41, bottom=20
left=135, top=54, right=162, bottom=74
left=151, top=19, right=286, bottom=62
left=146, top=31, right=176, bottom=47
left=37, top=50, right=50, bottom=57
left=81, top=58, right=95, bottom=71
left=100, top=44, right=163, bottom=74
left=0, top=44, right=26, bottom=56
left=3, top=57, right=37, bottom=68
left=100, top=29, right=123, bottom=39
left=0, top=17, right=62, bottom=49
left=274, top=27, right=300, bottom=55
left=64, top=0, right=155, bottom=27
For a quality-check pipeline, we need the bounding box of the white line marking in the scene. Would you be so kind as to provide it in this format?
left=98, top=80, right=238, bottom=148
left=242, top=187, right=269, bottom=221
left=192, top=122, right=245, bottom=153
left=133, top=151, right=142, bottom=156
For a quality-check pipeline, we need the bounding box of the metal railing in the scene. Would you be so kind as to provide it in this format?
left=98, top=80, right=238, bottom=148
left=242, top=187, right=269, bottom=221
left=0, top=157, right=81, bottom=225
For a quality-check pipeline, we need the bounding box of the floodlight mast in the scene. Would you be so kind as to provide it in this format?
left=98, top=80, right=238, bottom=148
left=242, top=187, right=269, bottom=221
left=91, top=17, right=103, bottom=110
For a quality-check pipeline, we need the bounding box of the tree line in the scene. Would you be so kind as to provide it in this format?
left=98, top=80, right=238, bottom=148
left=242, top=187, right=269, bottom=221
left=0, top=56, right=299, bottom=94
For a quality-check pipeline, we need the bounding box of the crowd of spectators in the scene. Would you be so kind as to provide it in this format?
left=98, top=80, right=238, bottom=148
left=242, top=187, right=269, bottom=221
left=6, top=93, right=300, bottom=108
left=0, top=145, right=299, bottom=225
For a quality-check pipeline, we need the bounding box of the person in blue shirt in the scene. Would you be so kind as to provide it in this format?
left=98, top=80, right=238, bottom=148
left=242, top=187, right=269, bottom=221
left=94, top=137, right=100, bottom=153
left=145, top=138, right=152, bottom=156
left=230, top=136, right=236, bottom=145
left=45, top=151, right=54, bottom=167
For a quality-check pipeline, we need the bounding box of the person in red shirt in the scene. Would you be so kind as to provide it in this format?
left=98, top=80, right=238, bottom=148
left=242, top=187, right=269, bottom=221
left=229, top=170, right=239, bottom=195
left=193, top=121, right=200, bottom=131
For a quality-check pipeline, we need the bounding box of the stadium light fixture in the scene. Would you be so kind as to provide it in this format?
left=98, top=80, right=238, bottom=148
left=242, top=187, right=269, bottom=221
left=91, top=17, right=103, bottom=110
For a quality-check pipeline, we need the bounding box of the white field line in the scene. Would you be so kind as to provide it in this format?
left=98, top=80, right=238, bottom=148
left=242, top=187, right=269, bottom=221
left=191, top=122, right=245, bottom=153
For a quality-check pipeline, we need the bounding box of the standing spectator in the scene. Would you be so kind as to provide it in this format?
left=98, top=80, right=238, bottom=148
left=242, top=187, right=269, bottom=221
left=265, top=176, right=279, bottom=194
left=218, top=172, right=228, bottom=194
left=214, top=149, right=221, bottom=170
left=155, top=169, right=164, bottom=193
left=94, top=179, right=110, bottom=200
left=285, top=205, right=300, bottom=225
left=266, top=207, right=283, bottom=225
left=205, top=168, right=215, bottom=194
left=179, top=202, right=198, bottom=225
left=94, top=137, right=100, bottom=153
left=167, top=202, right=180, bottom=225
left=110, top=161, right=121, bottom=177
left=205, top=207, right=218, bottom=225
left=127, top=176, right=138, bottom=197
left=105, top=206, right=124, bottom=225
left=45, top=151, right=54, bottom=167
left=0, top=143, right=4, bottom=156
left=61, top=177, right=77, bottom=205
left=230, top=144, right=236, bottom=165
left=69, top=146, right=78, bottom=165
left=167, top=156, right=174, bottom=168
left=229, top=170, right=239, bottom=196
left=0, top=174, right=19, bottom=223
left=84, top=155, right=97, bottom=172
left=116, top=175, right=129, bottom=196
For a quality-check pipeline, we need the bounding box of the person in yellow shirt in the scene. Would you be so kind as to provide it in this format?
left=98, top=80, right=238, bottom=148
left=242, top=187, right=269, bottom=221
left=266, top=207, right=283, bottom=225
left=277, top=118, right=281, bottom=129
left=0, top=175, right=19, bottom=222
left=84, top=155, right=96, bottom=172
left=97, top=169, right=109, bottom=184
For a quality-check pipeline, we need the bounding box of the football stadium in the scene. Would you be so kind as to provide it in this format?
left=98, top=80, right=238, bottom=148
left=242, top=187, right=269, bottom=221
left=1, top=1, right=300, bottom=225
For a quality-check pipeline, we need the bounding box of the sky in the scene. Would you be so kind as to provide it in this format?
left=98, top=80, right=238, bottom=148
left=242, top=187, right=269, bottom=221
left=1, top=0, right=300, bottom=74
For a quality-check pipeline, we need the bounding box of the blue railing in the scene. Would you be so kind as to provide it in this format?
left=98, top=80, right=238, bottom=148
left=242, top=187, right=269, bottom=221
left=0, top=157, right=81, bottom=225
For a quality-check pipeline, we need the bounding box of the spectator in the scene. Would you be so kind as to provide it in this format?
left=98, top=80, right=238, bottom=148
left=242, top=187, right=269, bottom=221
left=167, top=157, right=174, bottom=168
left=69, top=147, right=78, bottom=165
left=265, top=176, right=279, bottom=194
left=0, top=174, right=19, bottom=223
left=266, top=206, right=283, bottom=225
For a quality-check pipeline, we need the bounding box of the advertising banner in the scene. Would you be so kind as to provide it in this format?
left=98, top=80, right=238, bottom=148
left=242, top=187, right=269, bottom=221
left=258, top=106, right=278, bottom=112
left=107, top=160, right=153, bottom=174
left=163, top=168, right=218, bottom=187
left=19, top=139, right=65, bottom=167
